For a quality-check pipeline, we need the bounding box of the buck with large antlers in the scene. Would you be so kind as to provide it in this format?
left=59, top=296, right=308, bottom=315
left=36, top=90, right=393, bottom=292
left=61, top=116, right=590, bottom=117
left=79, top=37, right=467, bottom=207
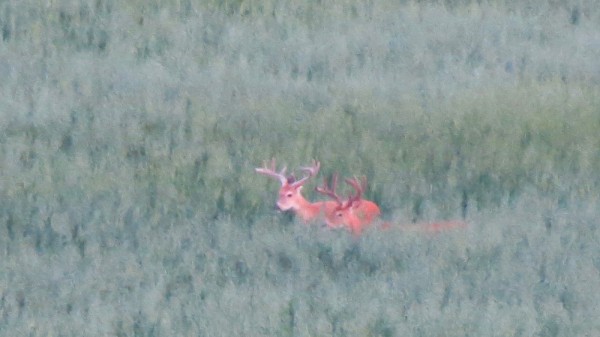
left=316, top=174, right=380, bottom=236
left=317, top=174, right=467, bottom=237
left=255, top=159, right=338, bottom=224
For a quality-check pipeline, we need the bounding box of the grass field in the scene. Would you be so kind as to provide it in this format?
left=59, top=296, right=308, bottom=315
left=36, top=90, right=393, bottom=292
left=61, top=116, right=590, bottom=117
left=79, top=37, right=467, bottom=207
left=1, top=0, right=600, bottom=336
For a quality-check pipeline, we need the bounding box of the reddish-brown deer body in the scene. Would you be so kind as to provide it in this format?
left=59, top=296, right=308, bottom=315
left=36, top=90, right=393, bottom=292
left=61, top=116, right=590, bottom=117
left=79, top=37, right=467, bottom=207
left=276, top=185, right=337, bottom=223
left=317, top=175, right=467, bottom=237
left=345, top=177, right=381, bottom=226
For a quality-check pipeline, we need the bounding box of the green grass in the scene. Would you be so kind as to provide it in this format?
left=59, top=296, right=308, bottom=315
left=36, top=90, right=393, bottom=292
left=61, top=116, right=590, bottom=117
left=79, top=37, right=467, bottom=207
left=1, top=0, right=600, bottom=336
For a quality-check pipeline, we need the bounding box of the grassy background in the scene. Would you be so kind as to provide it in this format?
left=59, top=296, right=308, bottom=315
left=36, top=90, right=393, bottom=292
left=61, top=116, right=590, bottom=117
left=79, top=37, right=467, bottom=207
left=1, top=0, right=600, bottom=336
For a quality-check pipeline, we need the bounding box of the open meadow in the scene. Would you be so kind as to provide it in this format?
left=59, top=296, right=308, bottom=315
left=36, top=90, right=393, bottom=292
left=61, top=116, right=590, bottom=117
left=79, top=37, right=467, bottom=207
left=1, top=0, right=600, bottom=336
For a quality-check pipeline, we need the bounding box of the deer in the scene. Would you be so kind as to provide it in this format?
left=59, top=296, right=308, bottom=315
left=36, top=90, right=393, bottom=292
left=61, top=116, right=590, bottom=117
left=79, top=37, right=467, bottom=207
left=315, top=174, right=379, bottom=236
left=255, top=158, right=338, bottom=224
left=316, top=174, right=467, bottom=237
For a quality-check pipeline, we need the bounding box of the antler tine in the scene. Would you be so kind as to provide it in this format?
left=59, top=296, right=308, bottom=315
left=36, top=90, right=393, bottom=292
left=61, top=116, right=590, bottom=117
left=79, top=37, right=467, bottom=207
left=331, top=172, right=338, bottom=193
left=291, top=159, right=320, bottom=187
left=266, top=157, right=287, bottom=177
left=255, top=158, right=288, bottom=186
left=315, top=173, right=343, bottom=205
left=268, top=158, right=275, bottom=170
left=299, top=159, right=320, bottom=177
left=344, top=177, right=364, bottom=206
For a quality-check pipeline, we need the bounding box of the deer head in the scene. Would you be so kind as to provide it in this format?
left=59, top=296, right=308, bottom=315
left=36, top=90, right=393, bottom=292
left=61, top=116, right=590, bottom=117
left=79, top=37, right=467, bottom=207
left=315, top=173, right=359, bottom=228
left=255, top=158, right=320, bottom=211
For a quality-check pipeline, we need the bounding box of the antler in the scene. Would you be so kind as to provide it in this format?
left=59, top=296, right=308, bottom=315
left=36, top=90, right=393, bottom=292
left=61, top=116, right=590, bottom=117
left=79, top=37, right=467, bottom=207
left=255, top=158, right=288, bottom=186
left=291, top=159, right=320, bottom=188
left=344, top=176, right=366, bottom=207
left=315, top=173, right=342, bottom=205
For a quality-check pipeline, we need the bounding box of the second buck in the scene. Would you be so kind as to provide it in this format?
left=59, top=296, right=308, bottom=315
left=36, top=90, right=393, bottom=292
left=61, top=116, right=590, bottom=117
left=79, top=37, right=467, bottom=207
left=316, top=174, right=381, bottom=236
left=317, top=174, right=467, bottom=237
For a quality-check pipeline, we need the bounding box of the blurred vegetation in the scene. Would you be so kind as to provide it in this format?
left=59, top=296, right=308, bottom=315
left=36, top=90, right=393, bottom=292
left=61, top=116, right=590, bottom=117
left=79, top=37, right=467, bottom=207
left=1, top=0, right=599, bottom=336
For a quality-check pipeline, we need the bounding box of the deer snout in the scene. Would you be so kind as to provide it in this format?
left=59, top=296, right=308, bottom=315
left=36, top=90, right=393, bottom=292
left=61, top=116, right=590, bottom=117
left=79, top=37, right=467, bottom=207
left=276, top=199, right=293, bottom=211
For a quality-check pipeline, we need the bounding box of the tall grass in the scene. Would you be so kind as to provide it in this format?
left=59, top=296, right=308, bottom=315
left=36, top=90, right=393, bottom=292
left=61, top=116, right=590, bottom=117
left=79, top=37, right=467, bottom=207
left=1, top=0, right=599, bottom=336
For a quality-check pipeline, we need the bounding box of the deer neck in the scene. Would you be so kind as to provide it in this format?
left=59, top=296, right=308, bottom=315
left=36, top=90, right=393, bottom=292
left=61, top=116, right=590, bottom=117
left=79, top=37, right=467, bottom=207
left=294, top=196, right=324, bottom=222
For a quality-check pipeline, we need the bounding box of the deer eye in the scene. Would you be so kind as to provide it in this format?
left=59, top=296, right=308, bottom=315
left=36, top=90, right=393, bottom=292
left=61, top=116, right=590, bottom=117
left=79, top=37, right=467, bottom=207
left=286, top=193, right=293, bottom=198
